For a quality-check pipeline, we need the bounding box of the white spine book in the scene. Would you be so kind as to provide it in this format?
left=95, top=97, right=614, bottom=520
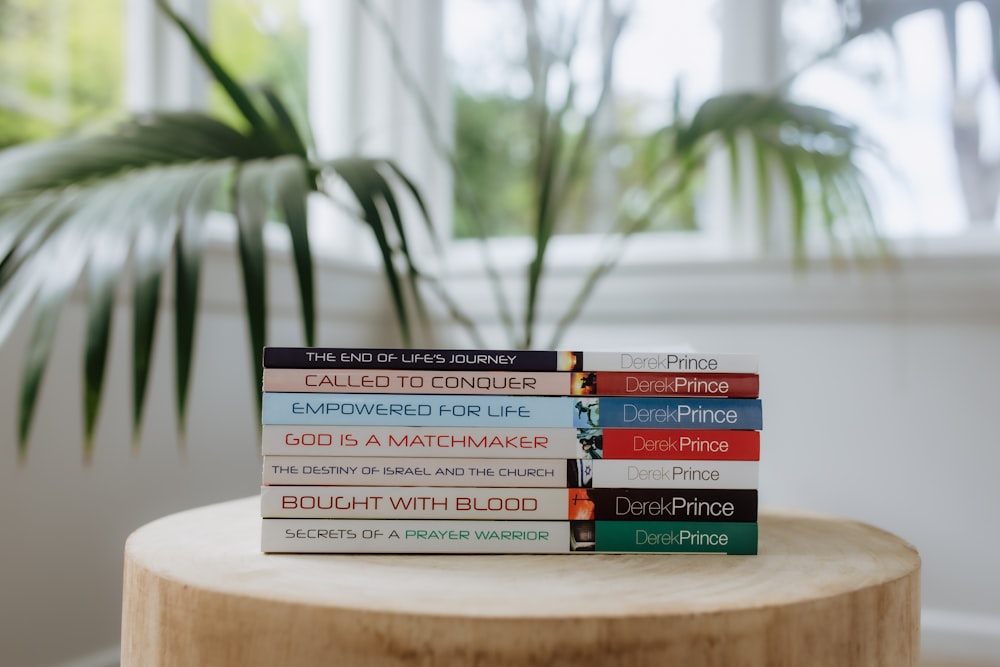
left=262, top=455, right=578, bottom=487
left=261, top=424, right=599, bottom=458
left=261, top=485, right=571, bottom=519
left=262, top=457, right=757, bottom=489
left=262, top=519, right=572, bottom=553
left=582, top=351, right=758, bottom=374
left=592, top=460, right=758, bottom=489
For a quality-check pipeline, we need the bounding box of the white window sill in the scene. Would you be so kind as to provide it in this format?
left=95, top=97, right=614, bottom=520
left=195, top=214, right=1000, bottom=326
left=429, top=230, right=1000, bottom=326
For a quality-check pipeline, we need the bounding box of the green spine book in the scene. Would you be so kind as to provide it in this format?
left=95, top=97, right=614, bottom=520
left=591, top=521, right=757, bottom=554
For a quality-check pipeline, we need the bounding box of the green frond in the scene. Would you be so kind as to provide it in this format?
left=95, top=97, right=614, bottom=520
left=325, top=157, right=427, bottom=346
left=130, top=167, right=216, bottom=446
left=271, top=157, right=315, bottom=346
left=258, top=86, right=311, bottom=160
left=672, top=92, right=877, bottom=259
left=0, top=101, right=315, bottom=457
left=83, top=183, right=146, bottom=454
left=380, top=160, right=437, bottom=251
left=154, top=0, right=275, bottom=145
left=1, top=0, right=440, bottom=461
left=173, top=162, right=234, bottom=437
left=15, top=197, right=95, bottom=460
left=232, top=160, right=272, bottom=415
left=0, top=113, right=267, bottom=198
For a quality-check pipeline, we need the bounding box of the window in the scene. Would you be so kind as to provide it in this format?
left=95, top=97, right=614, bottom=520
left=786, top=0, right=1000, bottom=237
left=6, top=0, right=995, bottom=248
left=444, top=0, right=723, bottom=238
left=441, top=0, right=1000, bottom=245
left=0, top=0, right=125, bottom=147
left=208, top=0, right=308, bottom=132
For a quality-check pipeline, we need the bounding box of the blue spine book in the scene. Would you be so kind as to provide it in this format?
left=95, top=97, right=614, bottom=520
left=261, top=393, right=762, bottom=430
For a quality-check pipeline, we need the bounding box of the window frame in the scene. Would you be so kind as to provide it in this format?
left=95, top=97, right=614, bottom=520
left=123, top=0, right=1000, bottom=275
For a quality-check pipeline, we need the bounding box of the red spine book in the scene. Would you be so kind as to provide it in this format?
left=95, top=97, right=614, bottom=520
left=601, top=429, right=760, bottom=461
left=572, top=372, right=758, bottom=398
left=262, top=368, right=758, bottom=397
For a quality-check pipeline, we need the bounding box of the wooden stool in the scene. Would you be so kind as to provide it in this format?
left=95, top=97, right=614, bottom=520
left=121, top=496, right=920, bottom=666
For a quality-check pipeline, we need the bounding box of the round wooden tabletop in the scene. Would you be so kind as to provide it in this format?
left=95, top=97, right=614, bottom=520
left=121, top=496, right=920, bottom=666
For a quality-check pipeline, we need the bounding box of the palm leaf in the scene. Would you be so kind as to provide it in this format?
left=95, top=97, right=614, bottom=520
left=326, top=157, right=416, bottom=345
left=173, top=162, right=233, bottom=437
left=258, top=85, right=311, bottom=161
left=750, top=134, right=774, bottom=246
left=0, top=195, right=83, bottom=292
left=353, top=0, right=519, bottom=343
left=546, top=90, right=878, bottom=349
left=0, top=195, right=80, bottom=324
left=674, top=92, right=876, bottom=260
left=153, top=0, right=275, bottom=145
left=0, top=195, right=65, bottom=278
left=0, top=113, right=266, bottom=197
left=358, top=162, right=431, bottom=333
left=130, top=167, right=210, bottom=445
left=83, top=182, right=146, bottom=454
left=271, top=156, right=315, bottom=346
left=232, top=160, right=272, bottom=413
left=17, top=186, right=115, bottom=460
left=0, top=117, right=264, bottom=455
left=381, top=160, right=437, bottom=250
left=1, top=1, right=436, bottom=459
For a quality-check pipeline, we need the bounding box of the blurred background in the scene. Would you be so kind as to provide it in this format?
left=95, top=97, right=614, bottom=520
left=1, top=1, right=999, bottom=665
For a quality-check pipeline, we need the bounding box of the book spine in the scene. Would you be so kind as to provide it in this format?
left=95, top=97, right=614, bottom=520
left=261, top=424, right=598, bottom=458
left=592, top=521, right=757, bottom=554
left=263, top=456, right=582, bottom=487
left=602, top=429, right=760, bottom=460
left=261, top=425, right=761, bottom=461
left=587, top=488, right=757, bottom=521
left=591, top=460, right=758, bottom=489
left=261, top=393, right=763, bottom=430
left=264, top=347, right=570, bottom=371
left=260, top=519, right=758, bottom=554
left=582, top=352, right=758, bottom=374
left=263, top=347, right=758, bottom=373
left=262, top=457, right=757, bottom=488
left=262, top=368, right=759, bottom=398
left=261, top=519, right=574, bottom=553
left=577, top=372, right=758, bottom=397
left=261, top=486, right=758, bottom=520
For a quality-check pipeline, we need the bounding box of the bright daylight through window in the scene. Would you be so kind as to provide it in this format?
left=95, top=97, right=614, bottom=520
left=443, top=0, right=1000, bottom=245
left=1, top=0, right=997, bottom=248
left=787, top=0, right=1000, bottom=237
left=0, top=0, right=124, bottom=146
left=444, top=0, right=720, bottom=239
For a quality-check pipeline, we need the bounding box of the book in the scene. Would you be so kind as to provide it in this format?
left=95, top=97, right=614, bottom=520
left=262, top=456, right=758, bottom=489
left=262, top=456, right=759, bottom=488
left=263, top=456, right=589, bottom=487
left=261, top=485, right=759, bottom=520
left=261, top=393, right=763, bottom=430
left=261, top=425, right=761, bottom=460
left=263, top=347, right=758, bottom=373
left=260, top=518, right=759, bottom=554
left=262, top=368, right=759, bottom=398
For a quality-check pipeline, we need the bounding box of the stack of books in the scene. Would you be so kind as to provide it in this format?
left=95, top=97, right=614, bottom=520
left=259, top=347, right=761, bottom=554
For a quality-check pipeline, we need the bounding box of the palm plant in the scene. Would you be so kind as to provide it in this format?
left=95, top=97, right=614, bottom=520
left=361, top=0, right=884, bottom=351
left=0, top=0, right=431, bottom=461
left=1, top=0, right=886, bottom=462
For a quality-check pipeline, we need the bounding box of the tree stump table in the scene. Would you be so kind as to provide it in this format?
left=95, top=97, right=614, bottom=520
left=121, top=496, right=920, bottom=666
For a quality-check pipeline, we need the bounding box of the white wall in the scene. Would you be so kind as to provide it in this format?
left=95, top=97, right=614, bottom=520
left=2, top=242, right=999, bottom=665
left=440, top=248, right=1000, bottom=662
left=0, top=245, right=399, bottom=667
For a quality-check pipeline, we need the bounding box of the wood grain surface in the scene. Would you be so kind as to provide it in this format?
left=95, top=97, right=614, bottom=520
left=121, top=496, right=920, bottom=666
